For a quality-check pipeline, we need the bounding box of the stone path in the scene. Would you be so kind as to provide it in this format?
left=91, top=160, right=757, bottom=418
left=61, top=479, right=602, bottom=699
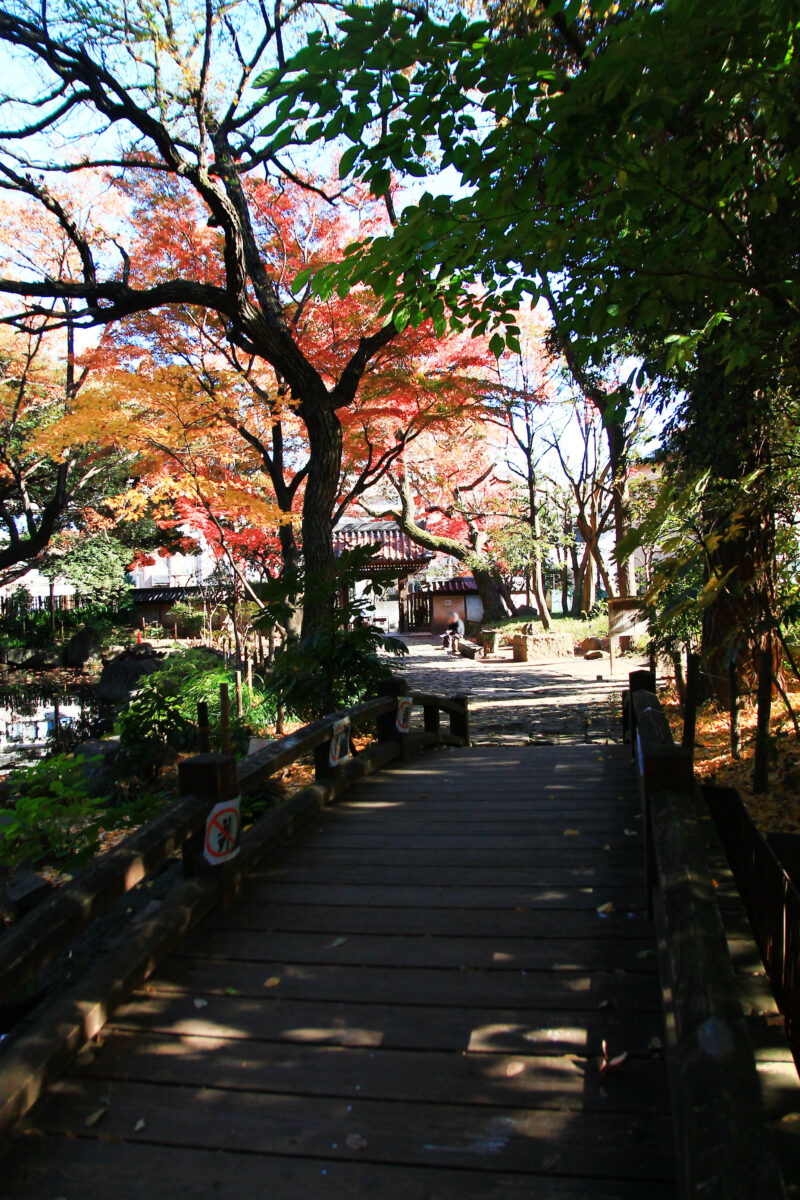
left=387, top=634, right=648, bottom=746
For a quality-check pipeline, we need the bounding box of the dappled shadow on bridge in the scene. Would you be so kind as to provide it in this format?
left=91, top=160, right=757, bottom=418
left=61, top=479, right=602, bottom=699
left=6, top=745, right=676, bottom=1199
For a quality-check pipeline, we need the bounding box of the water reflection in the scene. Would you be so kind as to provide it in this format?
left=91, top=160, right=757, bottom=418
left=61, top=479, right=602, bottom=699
left=0, top=690, right=113, bottom=769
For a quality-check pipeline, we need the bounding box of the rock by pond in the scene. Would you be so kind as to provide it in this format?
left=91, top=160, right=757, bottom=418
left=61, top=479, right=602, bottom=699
left=96, top=647, right=165, bottom=702
left=4, top=646, right=61, bottom=669
left=64, top=627, right=100, bottom=668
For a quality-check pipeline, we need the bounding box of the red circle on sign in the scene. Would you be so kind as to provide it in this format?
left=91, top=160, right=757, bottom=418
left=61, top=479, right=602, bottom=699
left=204, top=805, right=240, bottom=859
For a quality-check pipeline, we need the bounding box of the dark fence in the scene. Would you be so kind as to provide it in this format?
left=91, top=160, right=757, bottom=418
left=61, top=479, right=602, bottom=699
left=0, top=593, right=81, bottom=615
left=704, top=783, right=800, bottom=1065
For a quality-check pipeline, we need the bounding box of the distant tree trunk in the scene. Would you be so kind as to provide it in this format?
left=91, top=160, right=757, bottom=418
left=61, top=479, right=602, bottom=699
left=605, top=419, right=636, bottom=600
left=528, top=475, right=552, bottom=631
left=541, top=279, right=636, bottom=608
left=388, top=472, right=508, bottom=624
left=728, top=657, right=741, bottom=760
left=753, top=638, right=773, bottom=793
left=571, top=544, right=588, bottom=616
left=581, top=554, right=596, bottom=613
left=496, top=576, right=518, bottom=617
left=672, top=652, right=686, bottom=705
left=531, top=565, right=552, bottom=629
left=682, top=651, right=701, bottom=756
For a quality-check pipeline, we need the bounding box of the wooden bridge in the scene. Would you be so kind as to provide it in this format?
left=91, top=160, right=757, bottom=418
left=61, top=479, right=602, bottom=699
left=0, top=683, right=796, bottom=1198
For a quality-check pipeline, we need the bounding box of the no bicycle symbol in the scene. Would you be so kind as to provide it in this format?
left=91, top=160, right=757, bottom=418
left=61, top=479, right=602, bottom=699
left=203, top=797, right=242, bottom=865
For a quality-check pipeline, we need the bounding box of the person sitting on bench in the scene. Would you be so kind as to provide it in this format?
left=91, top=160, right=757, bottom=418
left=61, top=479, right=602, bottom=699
left=440, top=614, right=465, bottom=652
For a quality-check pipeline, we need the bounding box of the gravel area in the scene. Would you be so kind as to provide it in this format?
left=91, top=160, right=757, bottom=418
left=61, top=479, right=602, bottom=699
left=387, top=633, right=648, bottom=745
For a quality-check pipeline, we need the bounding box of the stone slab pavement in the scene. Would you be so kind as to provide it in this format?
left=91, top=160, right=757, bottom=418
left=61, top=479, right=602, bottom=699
left=385, top=633, right=649, bottom=746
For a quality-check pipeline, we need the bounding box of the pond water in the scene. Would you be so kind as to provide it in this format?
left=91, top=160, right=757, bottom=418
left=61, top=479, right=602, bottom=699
left=0, top=689, right=115, bottom=770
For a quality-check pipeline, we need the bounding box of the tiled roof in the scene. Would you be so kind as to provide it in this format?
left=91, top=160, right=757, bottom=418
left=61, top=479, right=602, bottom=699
left=131, top=586, right=202, bottom=604
left=333, top=522, right=433, bottom=569
left=425, top=577, right=479, bottom=595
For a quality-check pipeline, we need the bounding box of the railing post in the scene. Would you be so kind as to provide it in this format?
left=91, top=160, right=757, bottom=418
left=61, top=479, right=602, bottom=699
left=640, top=742, right=693, bottom=919
left=375, top=677, right=411, bottom=760
left=179, top=753, right=240, bottom=903
left=627, top=669, right=656, bottom=753
left=196, top=700, right=211, bottom=753
left=314, top=722, right=338, bottom=782
left=424, top=701, right=441, bottom=739
left=449, top=694, right=469, bottom=744
left=313, top=740, right=330, bottom=780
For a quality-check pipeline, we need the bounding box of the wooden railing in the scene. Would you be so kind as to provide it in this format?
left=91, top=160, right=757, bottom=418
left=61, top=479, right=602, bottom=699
left=704, top=783, right=800, bottom=1066
left=630, top=679, right=786, bottom=1200
left=0, top=683, right=468, bottom=1132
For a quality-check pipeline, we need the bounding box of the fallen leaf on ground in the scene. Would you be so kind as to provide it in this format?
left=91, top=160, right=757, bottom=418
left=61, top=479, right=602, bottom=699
left=563, top=828, right=581, bottom=836
left=346, top=1133, right=368, bottom=1150
left=193, top=998, right=208, bottom=1009
left=325, top=937, right=348, bottom=949
left=264, top=976, right=280, bottom=988
left=596, top=901, right=614, bottom=915
left=506, top=1061, right=525, bottom=1077
left=85, top=1108, right=107, bottom=1128
left=134, top=1119, right=146, bottom=1132
left=599, top=1040, right=628, bottom=1076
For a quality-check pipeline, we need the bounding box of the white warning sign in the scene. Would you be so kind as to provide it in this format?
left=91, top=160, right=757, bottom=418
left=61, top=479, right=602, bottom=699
left=329, top=717, right=352, bottom=767
left=395, top=696, right=413, bottom=733
left=203, top=796, right=241, bottom=865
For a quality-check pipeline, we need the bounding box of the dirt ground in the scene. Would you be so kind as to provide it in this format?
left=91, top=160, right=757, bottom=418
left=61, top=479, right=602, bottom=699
left=389, top=633, right=646, bottom=746
left=660, top=676, right=800, bottom=836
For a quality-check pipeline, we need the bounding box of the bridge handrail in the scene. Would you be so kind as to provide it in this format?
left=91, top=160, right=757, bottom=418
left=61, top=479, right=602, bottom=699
left=0, top=684, right=467, bottom=1133
left=631, top=681, right=786, bottom=1200
left=0, top=686, right=467, bottom=1012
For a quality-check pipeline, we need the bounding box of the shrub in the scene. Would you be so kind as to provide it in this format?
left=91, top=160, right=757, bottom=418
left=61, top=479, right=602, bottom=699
left=163, top=601, right=203, bottom=637
left=257, top=549, right=407, bottom=721
left=0, top=753, right=102, bottom=868
left=116, top=648, right=277, bottom=775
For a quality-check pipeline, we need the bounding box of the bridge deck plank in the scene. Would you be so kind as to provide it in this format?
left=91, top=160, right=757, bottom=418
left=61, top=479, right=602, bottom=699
left=6, top=745, right=676, bottom=1198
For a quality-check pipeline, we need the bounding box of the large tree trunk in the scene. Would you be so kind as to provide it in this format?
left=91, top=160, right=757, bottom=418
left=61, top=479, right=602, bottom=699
left=473, top=564, right=509, bottom=623
left=299, top=401, right=342, bottom=641
left=687, top=363, right=777, bottom=706
left=276, top=517, right=303, bottom=640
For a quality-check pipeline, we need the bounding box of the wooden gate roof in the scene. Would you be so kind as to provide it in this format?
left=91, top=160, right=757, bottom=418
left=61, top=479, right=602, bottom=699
left=333, top=519, right=433, bottom=574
